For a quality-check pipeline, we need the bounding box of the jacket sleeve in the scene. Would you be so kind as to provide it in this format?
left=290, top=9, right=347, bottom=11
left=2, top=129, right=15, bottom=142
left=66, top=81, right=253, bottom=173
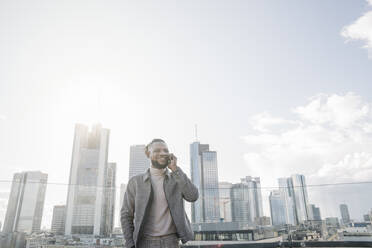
left=172, top=166, right=199, bottom=202
left=121, top=179, right=136, bottom=248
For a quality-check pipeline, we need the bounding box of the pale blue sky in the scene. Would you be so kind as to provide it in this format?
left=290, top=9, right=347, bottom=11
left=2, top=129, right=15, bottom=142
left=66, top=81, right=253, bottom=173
left=1, top=0, right=372, bottom=228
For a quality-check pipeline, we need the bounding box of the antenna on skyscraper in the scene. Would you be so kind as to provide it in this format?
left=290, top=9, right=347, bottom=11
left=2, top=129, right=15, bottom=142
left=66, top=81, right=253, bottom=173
left=194, top=124, right=198, bottom=141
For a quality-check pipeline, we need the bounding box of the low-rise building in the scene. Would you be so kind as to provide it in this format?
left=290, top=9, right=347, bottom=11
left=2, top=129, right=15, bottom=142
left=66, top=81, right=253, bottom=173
left=0, top=232, right=26, bottom=248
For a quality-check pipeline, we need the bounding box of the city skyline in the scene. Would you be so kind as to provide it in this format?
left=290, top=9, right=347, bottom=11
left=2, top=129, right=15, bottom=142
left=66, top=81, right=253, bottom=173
left=2, top=167, right=369, bottom=234
left=1, top=128, right=372, bottom=230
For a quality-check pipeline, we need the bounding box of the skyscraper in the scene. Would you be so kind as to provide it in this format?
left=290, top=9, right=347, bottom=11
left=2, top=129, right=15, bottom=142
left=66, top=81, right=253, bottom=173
left=340, top=204, right=351, bottom=224
left=326, top=217, right=340, bottom=227
left=231, top=183, right=250, bottom=223
left=119, top=183, right=127, bottom=225
left=307, top=204, right=322, bottom=221
left=291, top=174, right=310, bottom=224
left=190, top=142, right=220, bottom=223
left=277, top=174, right=310, bottom=225
left=278, top=178, right=296, bottom=225
left=51, top=205, right=66, bottom=235
left=103, top=162, right=116, bottom=235
left=269, top=190, right=287, bottom=226
left=3, top=171, right=48, bottom=234
left=313, top=206, right=321, bottom=221
left=219, top=182, right=232, bottom=222
left=128, top=145, right=150, bottom=180
left=230, top=176, right=263, bottom=224
left=242, top=176, right=263, bottom=220
left=363, top=212, right=371, bottom=222
left=65, top=124, right=116, bottom=236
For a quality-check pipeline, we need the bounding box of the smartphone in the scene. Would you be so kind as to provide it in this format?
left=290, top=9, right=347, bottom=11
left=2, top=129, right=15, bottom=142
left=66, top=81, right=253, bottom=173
left=167, top=154, right=173, bottom=166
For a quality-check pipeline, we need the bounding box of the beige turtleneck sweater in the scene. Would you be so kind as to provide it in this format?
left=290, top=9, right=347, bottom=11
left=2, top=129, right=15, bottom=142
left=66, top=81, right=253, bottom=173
left=143, top=167, right=177, bottom=236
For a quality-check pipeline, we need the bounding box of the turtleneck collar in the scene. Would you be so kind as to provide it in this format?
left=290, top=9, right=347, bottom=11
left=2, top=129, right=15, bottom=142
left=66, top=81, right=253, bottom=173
left=150, top=166, right=167, bottom=176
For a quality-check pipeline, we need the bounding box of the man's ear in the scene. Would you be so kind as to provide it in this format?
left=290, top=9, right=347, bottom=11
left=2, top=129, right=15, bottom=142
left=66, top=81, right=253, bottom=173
left=145, top=145, right=150, bottom=158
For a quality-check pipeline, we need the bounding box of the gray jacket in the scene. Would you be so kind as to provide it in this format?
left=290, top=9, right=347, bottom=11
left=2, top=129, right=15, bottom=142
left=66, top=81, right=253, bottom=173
left=120, top=166, right=199, bottom=248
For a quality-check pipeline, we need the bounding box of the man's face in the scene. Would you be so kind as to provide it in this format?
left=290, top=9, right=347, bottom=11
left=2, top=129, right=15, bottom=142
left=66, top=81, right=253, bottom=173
left=149, top=142, right=170, bottom=169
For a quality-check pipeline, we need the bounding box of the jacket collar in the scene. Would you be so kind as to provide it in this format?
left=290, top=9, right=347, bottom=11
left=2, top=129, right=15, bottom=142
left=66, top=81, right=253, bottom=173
left=143, top=167, right=171, bottom=182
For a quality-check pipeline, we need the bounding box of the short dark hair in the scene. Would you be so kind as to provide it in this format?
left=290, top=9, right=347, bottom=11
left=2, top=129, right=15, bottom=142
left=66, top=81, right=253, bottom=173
left=144, top=138, right=166, bottom=157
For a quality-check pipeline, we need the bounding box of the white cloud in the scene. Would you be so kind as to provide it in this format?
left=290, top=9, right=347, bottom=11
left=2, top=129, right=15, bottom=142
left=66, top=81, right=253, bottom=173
left=249, top=112, right=298, bottom=133
left=341, top=1, right=372, bottom=58
left=312, top=152, right=372, bottom=183
left=243, top=92, right=372, bottom=218
left=0, top=114, right=6, bottom=120
left=294, top=93, right=371, bottom=128
left=244, top=92, right=372, bottom=181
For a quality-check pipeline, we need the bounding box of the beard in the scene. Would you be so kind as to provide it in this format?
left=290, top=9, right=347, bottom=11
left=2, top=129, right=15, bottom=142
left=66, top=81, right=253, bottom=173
left=151, top=159, right=168, bottom=169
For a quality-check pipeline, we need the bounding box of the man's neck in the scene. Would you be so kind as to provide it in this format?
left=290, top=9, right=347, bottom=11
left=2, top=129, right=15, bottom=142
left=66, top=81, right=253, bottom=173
left=150, top=165, right=166, bottom=176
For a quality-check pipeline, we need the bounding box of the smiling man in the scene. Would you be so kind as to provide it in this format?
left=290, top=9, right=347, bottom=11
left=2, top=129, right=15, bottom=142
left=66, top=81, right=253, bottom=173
left=121, top=139, right=199, bottom=248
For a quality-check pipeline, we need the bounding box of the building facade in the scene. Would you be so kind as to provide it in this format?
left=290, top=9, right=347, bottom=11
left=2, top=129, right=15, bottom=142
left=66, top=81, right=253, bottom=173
left=278, top=177, right=296, bottom=225
left=103, top=162, right=116, bottom=235
left=242, top=176, right=263, bottom=221
left=190, top=142, right=220, bottom=223
left=277, top=175, right=310, bottom=225
left=64, top=124, right=116, bottom=236
left=231, top=183, right=250, bottom=223
left=51, top=205, right=66, bottom=235
left=325, top=217, right=340, bottom=227
left=128, top=145, right=150, bottom=180
left=291, top=174, right=310, bottom=224
left=340, top=204, right=351, bottom=224
left=364, top=214, right=370, bottom=222
left=3, top=171, right=48, bottom=234
left=307, top=204, right=321, bottom=221
left=230, top=176, right=263, bottom=225
left=219, top=182, right=232, bottom=222
left=269, top=190, right=287, bottom=226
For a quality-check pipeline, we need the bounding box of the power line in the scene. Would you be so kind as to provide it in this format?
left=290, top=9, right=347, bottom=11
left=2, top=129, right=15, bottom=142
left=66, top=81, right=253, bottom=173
left=0, top=179, right=372, bottom=190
